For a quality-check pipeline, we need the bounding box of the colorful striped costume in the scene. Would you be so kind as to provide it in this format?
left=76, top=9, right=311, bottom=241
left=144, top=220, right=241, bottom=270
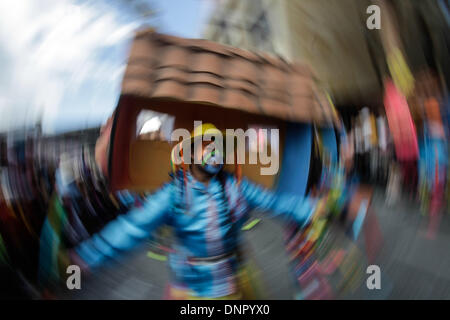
left=75, top=170, right=317, bottom=298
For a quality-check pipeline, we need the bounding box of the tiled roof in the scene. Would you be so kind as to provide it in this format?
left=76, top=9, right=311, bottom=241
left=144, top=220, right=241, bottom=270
left=120, top=29, right=338, bottom=126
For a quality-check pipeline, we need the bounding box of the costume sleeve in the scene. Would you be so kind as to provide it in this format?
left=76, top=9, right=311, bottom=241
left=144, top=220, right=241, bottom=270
left=74, top=182, right=174, bottom=269
left=240, top=178, right=317, bottom=228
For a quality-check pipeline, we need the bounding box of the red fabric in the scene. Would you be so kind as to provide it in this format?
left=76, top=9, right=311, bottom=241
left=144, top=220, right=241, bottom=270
left=427, top=180, right=445, bottom=238
left=384, top=80, right=419, bottom=161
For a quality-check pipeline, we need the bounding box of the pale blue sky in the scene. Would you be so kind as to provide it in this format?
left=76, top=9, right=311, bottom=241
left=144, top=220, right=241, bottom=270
left=154, top=0, right=214, bottom=38
left=0, top=0, right=215, bottom=135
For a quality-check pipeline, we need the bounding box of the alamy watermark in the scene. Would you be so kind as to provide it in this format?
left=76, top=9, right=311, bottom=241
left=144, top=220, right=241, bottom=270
left=66, top=265, right=81, bottom=290
left=366, top=265, right=381, bottom=290
left=366, top=5, right=381, bottom=30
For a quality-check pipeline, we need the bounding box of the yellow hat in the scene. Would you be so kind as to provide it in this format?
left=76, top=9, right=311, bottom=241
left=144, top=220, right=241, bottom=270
left=170, top=123, right=242, bottom=183
left=190, top=123, right=223, bottom=141
left=170, top=123, right=227, bottom=171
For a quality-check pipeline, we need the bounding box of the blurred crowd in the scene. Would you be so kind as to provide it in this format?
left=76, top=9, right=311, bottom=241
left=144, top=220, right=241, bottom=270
left=342, top=73, right=449, bottom=238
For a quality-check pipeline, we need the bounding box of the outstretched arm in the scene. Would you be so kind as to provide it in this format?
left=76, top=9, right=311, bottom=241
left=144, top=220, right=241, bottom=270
left=239, top=178, right=318, bottom=227
left=72, top=183, right=174, bottom=270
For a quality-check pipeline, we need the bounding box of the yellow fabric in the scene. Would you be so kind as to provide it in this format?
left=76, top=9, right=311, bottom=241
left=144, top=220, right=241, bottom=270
left=387, top=48, right=415, bottom=97
left=167, top=263, right=263, bottom=300
left=326, top=91, right=340, bottom=129
left=168, top=286, right=243, bottom=300
left=370, top=114, right=378, bottom=146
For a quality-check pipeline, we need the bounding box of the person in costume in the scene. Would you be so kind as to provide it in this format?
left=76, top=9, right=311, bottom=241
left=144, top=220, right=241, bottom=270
left=419, top=98, right=448, bottom=237
left=58, top=123, right=324, bottom=299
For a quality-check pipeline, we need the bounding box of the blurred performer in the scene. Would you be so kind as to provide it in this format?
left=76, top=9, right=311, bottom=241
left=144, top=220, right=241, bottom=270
left=59, top=123, right=322, bottom=299
left=376, top=112, right=390, bottom=184
left=384, top=80, right=419, bottom=199
left=422, top=98, right=448, bottom=238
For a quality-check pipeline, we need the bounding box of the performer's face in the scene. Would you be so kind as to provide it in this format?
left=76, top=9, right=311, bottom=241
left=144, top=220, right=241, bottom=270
left=191, top=140, right=213, bottom=164
left=191, top=140, right=223, bottom=175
